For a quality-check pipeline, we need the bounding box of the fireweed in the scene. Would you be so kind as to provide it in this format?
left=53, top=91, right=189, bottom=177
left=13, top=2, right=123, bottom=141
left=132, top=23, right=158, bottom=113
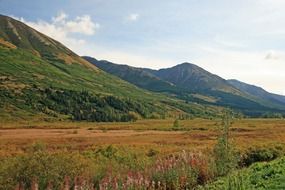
left=96, top=151, right=214, bottom=190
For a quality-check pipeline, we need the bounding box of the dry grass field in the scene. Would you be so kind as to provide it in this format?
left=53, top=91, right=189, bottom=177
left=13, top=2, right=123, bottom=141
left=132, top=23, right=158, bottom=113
left=1, top=118, right=285, bottom=156
left=1, top=118, right=285, bottom=189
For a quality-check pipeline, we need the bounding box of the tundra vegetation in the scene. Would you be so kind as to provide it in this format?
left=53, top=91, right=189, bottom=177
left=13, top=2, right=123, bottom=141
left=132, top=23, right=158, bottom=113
left=1, top=115, right=285, bottom=189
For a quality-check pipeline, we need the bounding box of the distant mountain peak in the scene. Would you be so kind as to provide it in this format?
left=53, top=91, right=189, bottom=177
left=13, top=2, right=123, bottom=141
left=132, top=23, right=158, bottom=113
left=177, top=62, right=194, bottom=66
left=166, top=62, right=199, bottom=70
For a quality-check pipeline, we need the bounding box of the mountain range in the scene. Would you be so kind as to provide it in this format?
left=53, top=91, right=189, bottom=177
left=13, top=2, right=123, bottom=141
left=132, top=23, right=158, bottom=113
left=0, top=14, right=285, bottom=122
left=83, top=56, right=285, bottom=117
left=0, top=14, right=221, bottom=122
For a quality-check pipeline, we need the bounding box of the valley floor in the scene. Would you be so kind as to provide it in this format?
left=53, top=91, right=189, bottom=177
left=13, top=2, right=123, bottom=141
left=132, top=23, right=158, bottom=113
left=1, top=119, right=285, bottom=155
left=1, top=118, right=285, bottom=189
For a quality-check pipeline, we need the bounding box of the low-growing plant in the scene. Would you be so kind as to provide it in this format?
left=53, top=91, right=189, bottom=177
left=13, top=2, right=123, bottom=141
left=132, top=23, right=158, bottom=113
left=150, top=151, right=214, bottom=189
left=0, top=152, right=93, bottom=190
left=240, top=144, right=285, bottom=167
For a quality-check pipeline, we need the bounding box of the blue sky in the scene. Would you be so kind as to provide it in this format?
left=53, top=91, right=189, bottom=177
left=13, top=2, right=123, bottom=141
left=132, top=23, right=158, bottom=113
left=1, top=0, right=285, bottom=94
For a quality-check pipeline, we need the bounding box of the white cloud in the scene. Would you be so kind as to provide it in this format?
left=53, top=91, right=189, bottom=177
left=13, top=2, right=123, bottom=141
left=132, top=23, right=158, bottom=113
left=52, top=12, right=67, bottom=23
left=63, top=15, right=100, bottom=35
left=264, top=50, right=284, bottom=60
left=12, top=13, right=174, bottom=71
left=12, top=12, right=99, bottom=52
left=127, top=13, right=140, bottom=22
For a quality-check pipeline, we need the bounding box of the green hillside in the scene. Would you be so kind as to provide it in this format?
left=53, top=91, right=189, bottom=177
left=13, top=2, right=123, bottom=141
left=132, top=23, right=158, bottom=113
left=0, top=15, right=223, bottom=122
left=83, top=56, right=180, bottom=93
left=84, top=57, right=285, bottom=117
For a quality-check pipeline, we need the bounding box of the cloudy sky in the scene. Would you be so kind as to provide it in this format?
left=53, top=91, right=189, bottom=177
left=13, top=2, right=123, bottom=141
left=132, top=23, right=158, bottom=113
left=1, top=0, right=285, bottom=95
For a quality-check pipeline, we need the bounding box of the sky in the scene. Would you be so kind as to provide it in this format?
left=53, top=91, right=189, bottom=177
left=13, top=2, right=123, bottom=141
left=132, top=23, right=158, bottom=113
left=1, top=0, right=285, bottom=95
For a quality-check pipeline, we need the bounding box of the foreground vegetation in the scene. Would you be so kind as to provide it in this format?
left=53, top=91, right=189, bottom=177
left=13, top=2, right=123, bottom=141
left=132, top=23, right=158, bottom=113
left=1, top=144, right=284, bottom=190
left=201, top=156, right=285, bottom=190
left=1, top=117, right=285, bottom=189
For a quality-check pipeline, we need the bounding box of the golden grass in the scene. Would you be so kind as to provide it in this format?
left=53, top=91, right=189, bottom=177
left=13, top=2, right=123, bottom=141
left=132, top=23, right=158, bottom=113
left=0, top=38, right=17, bottom=49
left=0, top=119, right=285, bottom=156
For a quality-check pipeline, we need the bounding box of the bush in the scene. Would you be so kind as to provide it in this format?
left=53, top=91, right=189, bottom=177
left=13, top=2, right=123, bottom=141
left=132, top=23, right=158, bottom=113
left=213, top=111, right=237, bottom=176
left=172, top=119, right=180, bottom=130
left=146, top=149, right=158, bottom=157
left=240, top=145, right=285, bottom=167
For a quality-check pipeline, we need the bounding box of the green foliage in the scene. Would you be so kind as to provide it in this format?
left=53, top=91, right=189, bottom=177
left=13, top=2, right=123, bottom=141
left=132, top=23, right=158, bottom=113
left=0, top=152, right=92, bottom=190
left=225, top=172, right=250, bottom=190
left=240, top=145, right=285, bottom=167
left=0, top=86, right=163, bottom=122
left=0, top=146, right=154, bottom=190
left=201, top=156, right=285, bottom=190
left=213, top=112, right=238, bottom=176
left=262, top=112, right=284, bottom=118
left=172, top=119, right=180, bottom=130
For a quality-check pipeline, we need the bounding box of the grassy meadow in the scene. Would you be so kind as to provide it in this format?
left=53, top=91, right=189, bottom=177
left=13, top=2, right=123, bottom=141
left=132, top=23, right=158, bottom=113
left=1, top=118, right=285, bottom=189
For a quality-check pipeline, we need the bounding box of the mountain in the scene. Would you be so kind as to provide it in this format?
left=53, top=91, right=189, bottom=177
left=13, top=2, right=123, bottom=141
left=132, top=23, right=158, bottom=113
left=85, top=57, right=285, bottom=116
left=150, top=63, right=241, bottom=94
left=82, top=56, right=184, bottom=93
left=228, top=79, right=285, bottom=107
left=0, top=15, right=95, bottom=70
left=0, top=15, right=222, bottom=121
left=150, top=63, right=285, bottom=114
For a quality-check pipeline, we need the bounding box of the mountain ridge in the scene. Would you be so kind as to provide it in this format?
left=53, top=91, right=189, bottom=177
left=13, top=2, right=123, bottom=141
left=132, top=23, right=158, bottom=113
left=228, top=79, right=285, bottom=108
left=84, top=56, right=285, bottom=116
left=0, top=15, right=223, bottom=121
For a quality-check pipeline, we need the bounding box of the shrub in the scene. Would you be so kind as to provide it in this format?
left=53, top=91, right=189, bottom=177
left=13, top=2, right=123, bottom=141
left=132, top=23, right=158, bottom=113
left=213, top=111, right=238, bottom=176
left=146, top=149, right=158, bottom=157
left=240, top=145, right=285, bottom=167
left=172, top=119, right=180, bottom=130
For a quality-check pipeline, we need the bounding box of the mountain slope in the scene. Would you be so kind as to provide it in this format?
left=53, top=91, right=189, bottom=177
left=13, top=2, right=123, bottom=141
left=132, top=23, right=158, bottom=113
left=152, top=63, right=241, bottom=94
left=0, top=15, right=222, bottom=121
left=85, top=57, right=285, bottom=116
left=228, top=79, right=285, bottom=108
left=0, top=15, right=95, bottom=70
left=83, top=56, right=180, bottom=93
left=151, top=63, right=285, bottom=114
